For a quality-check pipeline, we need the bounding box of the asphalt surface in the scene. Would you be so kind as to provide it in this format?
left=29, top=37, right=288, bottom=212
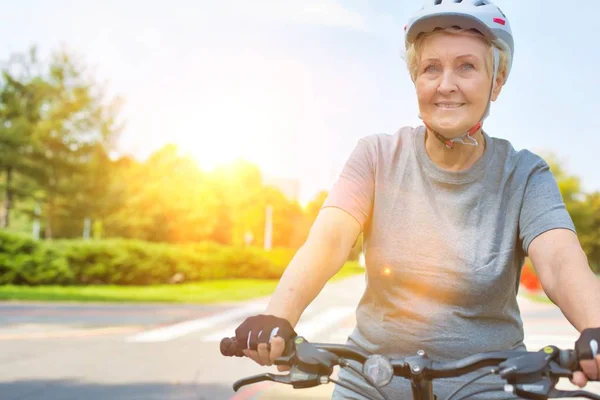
left=1, top=276, right=599, bottom=400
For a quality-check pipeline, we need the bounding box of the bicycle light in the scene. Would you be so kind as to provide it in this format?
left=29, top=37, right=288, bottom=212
left=363, top=354, right=394, bottom=387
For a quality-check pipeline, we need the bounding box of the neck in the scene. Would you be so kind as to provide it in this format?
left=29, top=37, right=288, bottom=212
left=424, top=128, right=486, bottom=171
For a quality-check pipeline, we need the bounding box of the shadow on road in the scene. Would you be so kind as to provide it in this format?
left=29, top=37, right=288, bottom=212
left=1, top=379, right=235, bottom=400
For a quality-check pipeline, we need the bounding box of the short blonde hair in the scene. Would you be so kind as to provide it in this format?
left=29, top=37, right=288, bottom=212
left=404, top=28, right=509, bottom=84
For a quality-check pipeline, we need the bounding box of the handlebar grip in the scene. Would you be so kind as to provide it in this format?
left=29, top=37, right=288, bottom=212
left=220, top=337, right=245, bottom=357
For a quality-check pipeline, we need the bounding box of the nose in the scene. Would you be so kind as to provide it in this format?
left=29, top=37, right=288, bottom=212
left=437, top=69, right=458, bottom=95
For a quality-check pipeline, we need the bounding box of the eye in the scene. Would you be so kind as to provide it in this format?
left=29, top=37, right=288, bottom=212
left=423, top=64, right=439, bottom=73
left=460, top=63, right=475, bottom=71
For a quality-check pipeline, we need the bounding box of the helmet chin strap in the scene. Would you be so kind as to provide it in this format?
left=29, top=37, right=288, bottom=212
left=424, top=121, right=482, bottom=150
left=421, top=47, right=500, bottom=150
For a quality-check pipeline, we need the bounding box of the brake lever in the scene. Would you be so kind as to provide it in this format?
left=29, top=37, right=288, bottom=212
left=509, top=377, right=554, bottom=399
left=513, top=382, right=600, bottom=400
left=233, top=373, right=285, bottom=392
left=232, top=365, right=329, bottom=392
left=549, top=389, right=600, bottom=399
left=548, top=360, right=574, bottom=379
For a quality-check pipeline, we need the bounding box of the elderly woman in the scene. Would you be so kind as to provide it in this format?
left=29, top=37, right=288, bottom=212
left=230, top=0, right=600, bottom=398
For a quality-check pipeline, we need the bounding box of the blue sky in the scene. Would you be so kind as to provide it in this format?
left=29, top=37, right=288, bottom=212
left=3, top=1, right=599, bottom=204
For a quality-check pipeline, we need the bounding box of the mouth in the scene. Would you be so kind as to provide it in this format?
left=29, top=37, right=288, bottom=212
left=435, top=103, right=465, bottom=109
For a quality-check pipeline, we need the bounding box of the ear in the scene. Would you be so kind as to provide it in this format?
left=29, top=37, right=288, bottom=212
left=491, top=71, right=506, bottom=102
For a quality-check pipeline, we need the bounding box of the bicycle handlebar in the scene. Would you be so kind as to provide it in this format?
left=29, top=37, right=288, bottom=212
left=220, top=336, right=599, bottom=400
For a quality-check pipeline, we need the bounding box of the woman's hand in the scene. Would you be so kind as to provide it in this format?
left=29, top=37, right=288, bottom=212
left=244, top=336, right=290, bottom=372
left=571, top=327, right=600, bottom=387
left=234, top=314, right=296, bottom=372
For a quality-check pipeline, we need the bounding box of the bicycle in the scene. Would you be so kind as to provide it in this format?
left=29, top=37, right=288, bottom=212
left=220, top=335, right=600, bottom=400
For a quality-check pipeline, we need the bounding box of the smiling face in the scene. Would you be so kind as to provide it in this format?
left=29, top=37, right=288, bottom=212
left=415, top=31, right=501, bottom=137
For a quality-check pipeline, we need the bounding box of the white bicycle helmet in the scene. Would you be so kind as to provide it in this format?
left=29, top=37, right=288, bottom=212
left=404, top=0, right=515, bottom=149
left=406, top=0, right=514, bottom=81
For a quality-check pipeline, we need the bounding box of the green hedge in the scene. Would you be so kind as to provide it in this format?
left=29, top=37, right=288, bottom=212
left=0, top=231, right=296, bottom=285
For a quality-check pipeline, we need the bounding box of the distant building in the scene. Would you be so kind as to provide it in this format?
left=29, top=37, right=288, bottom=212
left=263, top=176, right=301, bottom=202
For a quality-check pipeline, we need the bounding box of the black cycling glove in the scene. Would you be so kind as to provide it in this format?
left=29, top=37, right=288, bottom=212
left=234, top=314, right=297, bottom=351
left=576, top=327, right=600, bottom=362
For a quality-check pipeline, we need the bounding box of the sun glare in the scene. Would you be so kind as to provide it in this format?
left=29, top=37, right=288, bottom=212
left=175, top=100, right=278, bottom=172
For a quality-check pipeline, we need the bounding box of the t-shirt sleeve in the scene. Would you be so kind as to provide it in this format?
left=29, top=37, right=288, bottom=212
left=519, top=157, right=576, bottom=255
left=321, top=137, right=376, bottom=229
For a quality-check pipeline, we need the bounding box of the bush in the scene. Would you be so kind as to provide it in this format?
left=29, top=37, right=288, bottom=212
left=0, top=232, right=73, bottom=285
left=0, top=231, right=296, bottom=286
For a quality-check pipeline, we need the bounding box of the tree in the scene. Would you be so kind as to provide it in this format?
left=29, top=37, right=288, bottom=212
left=212, top=160, right=265, bottom=246
left=102, top=145, right=223, bottom=243
left=577, top=192, right=600, bottom=273
left=0, top=46, right=122, bottom=238
left=0, top=48, right=46, bottom=228
left=544, top=153, right=588, bottom=228
left=262, top=186, right=304, bottom=248
left=544, top=153, right=600, bottom=272
left=28, top=47, right=122, bottom=238
left=49, top=143, right=116, bottom=238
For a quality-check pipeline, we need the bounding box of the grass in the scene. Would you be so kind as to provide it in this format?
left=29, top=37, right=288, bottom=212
left=0, top=280, right=281, bottom=304
left=0, top=262, right=365, bottom=304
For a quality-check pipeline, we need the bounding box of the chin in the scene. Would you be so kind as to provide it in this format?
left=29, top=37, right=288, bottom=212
left=429, top=113, right=480, bottom=135
left=429, top=122, right=470, bottom=137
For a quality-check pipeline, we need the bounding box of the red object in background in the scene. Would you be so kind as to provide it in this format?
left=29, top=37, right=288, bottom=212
left=520, top=263, right=541, bottom=291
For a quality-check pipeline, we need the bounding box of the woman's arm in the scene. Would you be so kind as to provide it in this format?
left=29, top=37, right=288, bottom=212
left=265, top=207, right=362, bottom=327
left=528, top=228, right=600, bottom=385
left=528, top=228, right=600, bottom=330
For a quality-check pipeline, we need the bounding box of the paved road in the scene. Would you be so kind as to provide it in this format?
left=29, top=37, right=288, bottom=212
left=0, top=276, right=599, bottom=400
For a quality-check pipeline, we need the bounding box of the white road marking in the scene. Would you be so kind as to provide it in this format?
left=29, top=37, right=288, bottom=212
left=126, top=303, right=266, bottom=343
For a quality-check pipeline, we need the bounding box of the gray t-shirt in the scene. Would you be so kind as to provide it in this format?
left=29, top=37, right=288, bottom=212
left=322, top=125, right=576, bottom=399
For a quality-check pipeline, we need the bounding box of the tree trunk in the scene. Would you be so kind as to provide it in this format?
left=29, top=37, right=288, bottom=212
left=1, top=167, right=13, bottom=229
left=45, top=166, right=58, bottom=240
left=45, top=195, right=53, bottom=240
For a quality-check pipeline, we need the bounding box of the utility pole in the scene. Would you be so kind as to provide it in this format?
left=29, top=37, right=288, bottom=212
left=264, top=205, right=273, bottom=251
left=83, top=217, right=91, bottom=240
left=32, top=204, right=41, bottom=240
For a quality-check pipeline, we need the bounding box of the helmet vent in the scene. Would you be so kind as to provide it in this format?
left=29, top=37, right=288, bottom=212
left=434, top=0, right=443, bottom=5
left=455, top=0, right=464, bottom=3
left=474, top=0, right=489, bottom=6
